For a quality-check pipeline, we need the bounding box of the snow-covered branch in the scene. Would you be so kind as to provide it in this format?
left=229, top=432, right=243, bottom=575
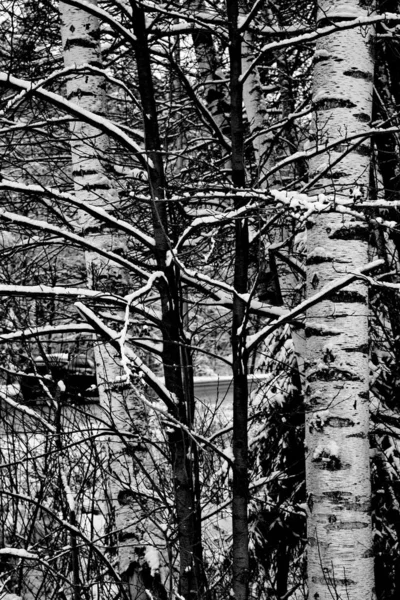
left=241, top=12, right=400, bottom=84
left=0, top=207, right=150, bottom=279
left=0, top=73, right=152, bottom=169
left=0, top=180, right=155, bottom=249
left=57, top=0, right=137, bottom=45
left=262, top=126, right=400, bottom=186
left=247, top=259, right=385, bottom=352
left=176, top=203, right=258, bottom=250
left=0, top=284, right=125, bottom=303
left=75, top=302, right=178, bottom=411
left=0, top=383, right=56, bottom=433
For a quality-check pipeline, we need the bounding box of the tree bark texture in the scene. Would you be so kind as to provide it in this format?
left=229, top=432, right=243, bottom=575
left=59, top=4, right=148, bottom=598
left=305, top=2, right=375, bottom=599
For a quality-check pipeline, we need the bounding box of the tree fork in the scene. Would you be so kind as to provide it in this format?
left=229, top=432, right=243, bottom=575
left=131, top=3, right=206, bottom=598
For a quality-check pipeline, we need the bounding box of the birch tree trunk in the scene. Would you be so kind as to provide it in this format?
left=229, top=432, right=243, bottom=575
left=59, top=5, right=149, bottom=598
left=305, top=1, right=375, bottom=599
left=191, top=0, right=231, bottom=173
left=240, top=11, right=272, bottom=184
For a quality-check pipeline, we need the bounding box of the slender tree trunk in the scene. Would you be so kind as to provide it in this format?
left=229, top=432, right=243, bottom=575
left=131, top=4, right=205, bottom=598
left=227, top=2, right=249, bottom=600
left=305, top=2, right=375, bottom=599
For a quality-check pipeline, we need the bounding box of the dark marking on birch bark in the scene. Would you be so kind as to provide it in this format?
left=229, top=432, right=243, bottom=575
left=314, top=98, right=357, bottom=110
left=322, top=490, right=352, bottom=501
left=314, top=54, right=330, bottom=64
left=328, top=289, right=366, bottom=303
left=311, top=273, right=319, bottom=289
left=325, top=520, right=368, bottom=531
left=325, top=416, right=354, bottom=427
left=326, top=223, right=369, bottom=240
left=64, top=38, right=98, bottom=52
left=308, top=368, right=361, bottom=382
left=82, top=183, right=112, bottom=191
left=72, top=168, right=101, bottom=177
left=308, top=536, right=329, bottom=549
left=88, top=28, right=100, bottom=41
left=67, top=90, right=99, bottom=101
left=329, top=170, right=351, bottom=180
left=343, top=68, right=373, bottom=81
left=305, top=326, right=341, bottom=337
left=119, top=531, right=138, bottom=542
left=353, top=144, right=371, bottom=156
left=354, top=112, right=371, bottom=123
left=307, top=255, right=334, bottom=265
left=320, top=492, right=370, bottom=511
left=312, top=575, right=356, bottom=586
left=344, top=343, right=369, bottom=354
left=328, top=514, right=336, bottom=523
left=346, top=431, right=367, bottom=439
left=312, top=455, right=341, bottom=470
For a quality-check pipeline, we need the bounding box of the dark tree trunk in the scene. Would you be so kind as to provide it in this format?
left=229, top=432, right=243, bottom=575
left=131, top=4, right=205, bottom=598
left=227, top=2, right=249, bottom=599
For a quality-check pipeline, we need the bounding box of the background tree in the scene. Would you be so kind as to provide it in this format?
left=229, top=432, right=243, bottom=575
left=1, top=2, right=400, bottom=600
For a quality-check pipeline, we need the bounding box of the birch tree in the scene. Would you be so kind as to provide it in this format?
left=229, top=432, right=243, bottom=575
left=59, top=3, right=154, bottom=599
left=1, top=2, right=400, bottom=600
left=305, top=1, right=375, bottom=598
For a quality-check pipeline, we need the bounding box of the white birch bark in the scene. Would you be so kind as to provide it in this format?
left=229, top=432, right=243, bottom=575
left=305, top=2, right=375, bottom=599
left=59, top=3, right=148, bottom=595
left=241, top=23, right=272, bottom=183
left=191, top=1, right=230, bottom=137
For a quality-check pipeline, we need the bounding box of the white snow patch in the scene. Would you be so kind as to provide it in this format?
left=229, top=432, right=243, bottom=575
left=314, top=49, right=331, bottom=59
left=144, top=546, right=160, bottom=576
left=313, top=440, right=339, bottom=461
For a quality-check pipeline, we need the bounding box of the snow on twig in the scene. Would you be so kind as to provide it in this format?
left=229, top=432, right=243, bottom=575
left=0, top=73, right=152, bottom=169
left=0, top=323, right=94, bottom=343
left=175, top=203, right=258, bottom=250
left=0, top=207, right=150, bottom=279
left=46, top=0, right=137, bottom=45
left=0, top=284, right=125, bottom=303
left=263, top=126, right=400, bottom=187
left=0, top=180, right=155, bottom=249
left=241, top=13, right=400, bottom=84
left=0, top=383, right=56, bottom=433
left=61, top=469, right=76, bottom=513
left=119, top=272, right=167, bottom=360
left=247, top=259, right=385, bottom=352
left=0, top=548, right=39, bottom=560
left=74, top=302, right=178, bottom=410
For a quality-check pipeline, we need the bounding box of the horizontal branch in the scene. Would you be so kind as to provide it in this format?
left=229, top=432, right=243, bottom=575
left=0, top=73, right=151, bottom=169
left=0, top=180, right=155, bottom=250
left=0, top=207, right=150, bottom=278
